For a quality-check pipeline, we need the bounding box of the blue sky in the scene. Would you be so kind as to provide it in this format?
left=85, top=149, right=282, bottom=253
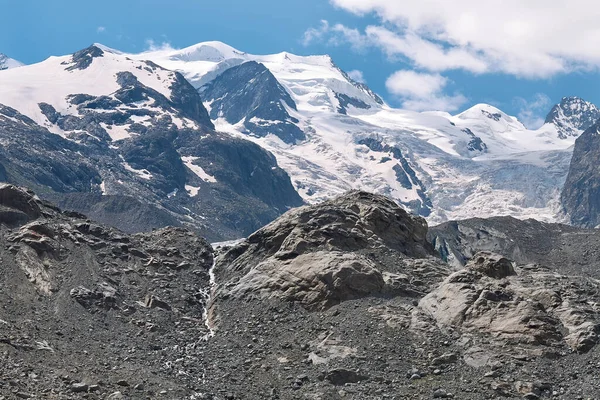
left=2, top=0, right=600, bottom=127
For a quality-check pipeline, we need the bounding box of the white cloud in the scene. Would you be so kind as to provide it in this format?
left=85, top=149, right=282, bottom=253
left=514, top=93, right=552, bottom=129
left=386, top=70, right=445, bottom=98
left=144, top=39, right=173, bottom=52
left=385, top=70, right=466, bottom=112
left=96, top=26, right=106, bottom=34
left=302, top=20, right=330, bottom=46
left=365, top=26, right=488, bottom=74
left=302, top=20, right=369, bottom=51
left=329, top=0, right=600, bottom=78
left=347, top=69, right=366, bottom=83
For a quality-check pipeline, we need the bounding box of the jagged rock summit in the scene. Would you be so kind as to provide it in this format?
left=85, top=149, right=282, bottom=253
left=545, top=96, right=600, bottom=139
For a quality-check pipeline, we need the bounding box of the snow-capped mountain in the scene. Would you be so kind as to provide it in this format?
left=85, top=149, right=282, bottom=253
left=131, top=41, right=580, bottom=224
left=0, top=41, right=597, bottom=235
left=0, top=53, right=23, bottom=70
left=0, top=45, right=303, bottom=240
left=544, top=96, right=600, bottom=139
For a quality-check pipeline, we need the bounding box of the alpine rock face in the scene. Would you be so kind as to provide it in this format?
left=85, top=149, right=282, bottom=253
left=0, top=53, right=23, bottom=70
left=0, top=44, right=303, bottom=240
left=561, top=120, right=600, bottom=227
left=544, top=96, right=600, bottom=139
left=134, top=41, right=585, bottom=224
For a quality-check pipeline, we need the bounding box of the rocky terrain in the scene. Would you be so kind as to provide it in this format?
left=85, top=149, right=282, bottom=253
left=430, top=215, right=600, bottom=277
left=3, top=185, right=600, bottom=399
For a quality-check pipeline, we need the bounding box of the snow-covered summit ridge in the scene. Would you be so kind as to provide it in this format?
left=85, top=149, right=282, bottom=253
left=456, top=103, right=525, bottom=129
left=0, top=53, right=24, bottom=70
left=130, top=41, right=384, bottom=113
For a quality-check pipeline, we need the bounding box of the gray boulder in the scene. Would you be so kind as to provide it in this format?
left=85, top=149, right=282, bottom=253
left=419, top=253, right=600, bottom=353
left=466, top=251, right=516, bottom=279
left=213, top=191, right=441, bottom=311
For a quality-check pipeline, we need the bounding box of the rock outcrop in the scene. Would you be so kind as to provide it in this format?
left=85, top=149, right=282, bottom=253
left=419, top=251, right=600, bottom=353
left=214, top=190, right=442, bottom=310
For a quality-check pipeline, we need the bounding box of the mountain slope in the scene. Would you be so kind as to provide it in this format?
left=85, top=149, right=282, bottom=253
left=0, top=45, right=303, bottom=240
left=134, top=41, right=578, bottom=224
left=2, top=41, right=598, bottom=231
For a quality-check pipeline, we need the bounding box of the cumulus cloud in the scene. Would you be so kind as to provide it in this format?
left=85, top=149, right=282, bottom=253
left=514, top=93, right=552, bottom=129
left=96, top=26, right=106, bottom=34
left=328, top=0, right=600, bottom=78
left=385, top=70, right=466, bottom=112
left=347, top=70, right=366, bottom=83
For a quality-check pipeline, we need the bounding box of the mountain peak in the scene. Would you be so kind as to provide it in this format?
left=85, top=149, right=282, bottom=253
left=66, top=45, right=106, bottom=71
left=166, top=41, right=247, bottom=62
left=92, top=43, right=123, bottom=55
left=0, top=53, right=24, bottom=70
left=456, top=103, right=513, bottom=122
left=544, top=96, right=600, bottom=139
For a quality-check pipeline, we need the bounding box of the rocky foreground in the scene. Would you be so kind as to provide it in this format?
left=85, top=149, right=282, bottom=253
left=1, top=186, right=600, bottom=399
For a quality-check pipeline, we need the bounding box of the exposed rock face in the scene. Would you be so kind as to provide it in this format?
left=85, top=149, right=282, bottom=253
left=429, top=216, right=600, bottom=276
left=201, top=61, right=305, bottom=144
left=214, top=190, right=440, bottom=310
left=466, top=251, right=516, bottom=279
left=227, top=251, right=386, bottom=309
left=419, top=251, right=600, bottom=353
left=561, top=120, right=600, bottom=228
left=0, top=184, right=43, bottom=225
